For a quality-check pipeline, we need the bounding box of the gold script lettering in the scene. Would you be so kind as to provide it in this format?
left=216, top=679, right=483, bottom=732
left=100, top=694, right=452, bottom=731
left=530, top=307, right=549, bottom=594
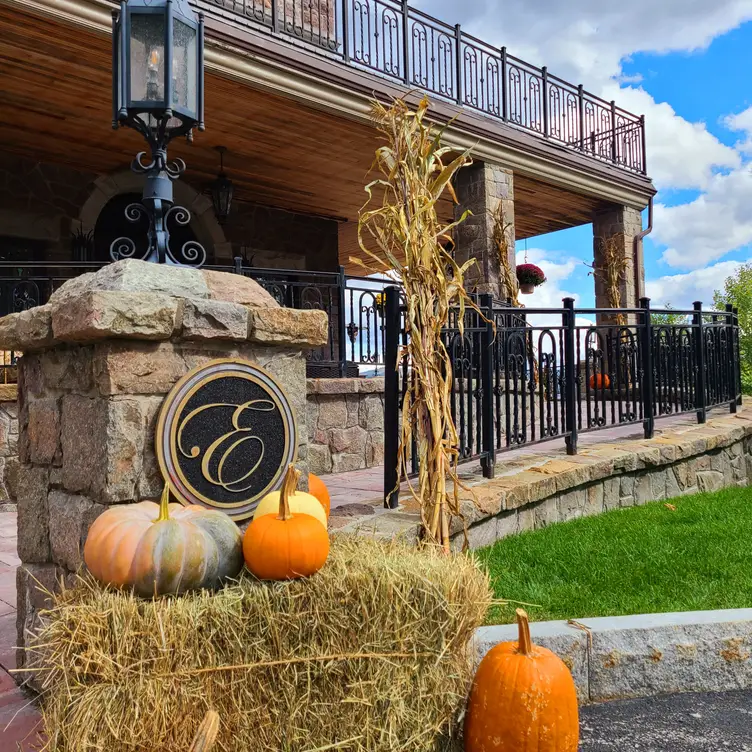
left=177, top=400, right=276, bottom=493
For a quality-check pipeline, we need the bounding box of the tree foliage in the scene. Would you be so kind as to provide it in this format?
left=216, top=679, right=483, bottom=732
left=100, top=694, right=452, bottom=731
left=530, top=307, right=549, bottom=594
left=714, top=263, right=752, bottom=394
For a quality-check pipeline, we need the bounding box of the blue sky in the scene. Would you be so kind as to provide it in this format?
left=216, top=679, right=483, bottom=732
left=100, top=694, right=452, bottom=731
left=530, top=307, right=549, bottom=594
left=517, top=18, right=752, bottom=310
left=414, top=0, right=752, bottom=312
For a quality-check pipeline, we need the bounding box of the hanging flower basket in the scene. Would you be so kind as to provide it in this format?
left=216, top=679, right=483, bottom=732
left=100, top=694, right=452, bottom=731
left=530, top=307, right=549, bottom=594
left=516, top=263, right=546, bottom=295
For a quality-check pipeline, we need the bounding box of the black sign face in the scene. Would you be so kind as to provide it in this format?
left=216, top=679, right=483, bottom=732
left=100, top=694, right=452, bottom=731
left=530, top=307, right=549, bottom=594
left=156, top=359, right=297, bottom=520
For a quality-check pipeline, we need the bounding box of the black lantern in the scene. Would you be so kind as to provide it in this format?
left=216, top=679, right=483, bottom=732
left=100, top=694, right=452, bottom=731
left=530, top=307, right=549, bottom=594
left=210, top=146, right=233, bottom=225
left=111, top=0, right=207, bottom=266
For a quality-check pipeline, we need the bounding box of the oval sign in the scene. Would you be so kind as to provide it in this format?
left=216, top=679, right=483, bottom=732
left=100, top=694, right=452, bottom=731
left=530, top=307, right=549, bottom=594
left=156, top=358, right=297, bottom=521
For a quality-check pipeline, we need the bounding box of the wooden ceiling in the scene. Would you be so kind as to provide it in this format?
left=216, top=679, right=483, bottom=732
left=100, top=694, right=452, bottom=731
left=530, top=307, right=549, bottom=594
left=0, top=5, right=609, bottom=267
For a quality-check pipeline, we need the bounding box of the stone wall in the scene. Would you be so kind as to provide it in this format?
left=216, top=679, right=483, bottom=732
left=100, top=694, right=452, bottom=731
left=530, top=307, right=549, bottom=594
left=0, top=259, right=327, bottom=676
left=338, top=410, right=752, bottom=550
left=306, top=378, right=385, bottom=475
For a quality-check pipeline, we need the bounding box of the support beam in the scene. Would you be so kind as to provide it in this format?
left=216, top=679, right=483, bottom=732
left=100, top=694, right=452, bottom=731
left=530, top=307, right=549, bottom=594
left=454, top=162, right=515, bottom=300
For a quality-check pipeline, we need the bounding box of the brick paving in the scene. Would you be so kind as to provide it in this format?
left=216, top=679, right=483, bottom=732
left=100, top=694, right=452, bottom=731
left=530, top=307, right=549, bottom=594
left=0, top=512, right=42, bottom=752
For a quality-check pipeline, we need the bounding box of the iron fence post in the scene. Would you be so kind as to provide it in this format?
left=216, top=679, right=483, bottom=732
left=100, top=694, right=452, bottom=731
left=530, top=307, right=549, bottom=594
left=500, top=46, right=508, bottom=121
left=693, top=301, right=707, bottom=424
left=401, top=0, right=409, bottom=83
left=270, top=0, right=278, bottom=32
left=639, top=297, right=655, bottom=439
left=562, top=297, right=578, bottom=455
left=479, top=294, right=495, bottom=478
left=726, top=303, right=738, bottom=413
left=341, top=0, right=349, bottom=61
left=383, top=285, right=401, bottom=509
left=542, top=66, right=549, bottom=138
left=734, top=306, right=743, bottom=405
left=455, top=24, right=463, bottom=105
left=337, top=265, right=347, bottom=377
left=233, top=256, right=242, bottom=274
left=578, top=84, right=584, bottom=150
left=610, top=100, right=617, bottom=164
left=640, top=114, right=647, bottom=174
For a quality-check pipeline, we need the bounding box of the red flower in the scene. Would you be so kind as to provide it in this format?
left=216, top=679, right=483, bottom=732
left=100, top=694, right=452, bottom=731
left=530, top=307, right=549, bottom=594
left=516, top=263, right=547, bottom=286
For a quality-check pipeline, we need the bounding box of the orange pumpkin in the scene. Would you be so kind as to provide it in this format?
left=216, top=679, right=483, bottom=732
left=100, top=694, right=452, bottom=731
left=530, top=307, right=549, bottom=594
left=243, top=465, right=330, bottom=580
left=589, top=373, right=610, bottom=389
left=84, top=485, right=244, bottom=597
left=464, top=609, right=579, bottom=752
left=308, top=473, right=331, bottom=517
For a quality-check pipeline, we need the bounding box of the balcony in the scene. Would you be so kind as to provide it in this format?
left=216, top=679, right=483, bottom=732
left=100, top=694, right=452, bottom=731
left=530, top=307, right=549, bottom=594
left=197, top=0, right=646, bottom=174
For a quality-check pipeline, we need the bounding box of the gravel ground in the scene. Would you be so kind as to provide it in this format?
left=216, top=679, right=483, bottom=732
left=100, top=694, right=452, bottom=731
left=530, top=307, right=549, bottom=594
left=580, top=689, right=752, bottom=751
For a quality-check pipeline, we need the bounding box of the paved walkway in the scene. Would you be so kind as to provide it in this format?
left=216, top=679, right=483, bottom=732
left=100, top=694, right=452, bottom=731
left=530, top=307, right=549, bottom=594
left=327, top=410, right=700, bottom=510
left=0, top=513, right=40, bottom=751
left=580, top=688, right=752, bottom=750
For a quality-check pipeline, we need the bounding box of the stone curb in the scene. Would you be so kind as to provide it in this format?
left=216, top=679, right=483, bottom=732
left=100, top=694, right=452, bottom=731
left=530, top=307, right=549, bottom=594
left=472, top=609, right=752, bottom=704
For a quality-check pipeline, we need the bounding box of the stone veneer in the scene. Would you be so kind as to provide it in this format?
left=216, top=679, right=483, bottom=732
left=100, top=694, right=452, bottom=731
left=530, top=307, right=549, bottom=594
left=0, top=259, right=327, bottom=675
left=306, top=377, right=385, bottom=475
left=338, top=409, right=752, bottom=550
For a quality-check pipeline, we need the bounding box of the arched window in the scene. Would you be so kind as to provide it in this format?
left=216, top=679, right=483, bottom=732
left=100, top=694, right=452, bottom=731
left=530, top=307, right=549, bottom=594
left=93, top=193, right=203, bottom=263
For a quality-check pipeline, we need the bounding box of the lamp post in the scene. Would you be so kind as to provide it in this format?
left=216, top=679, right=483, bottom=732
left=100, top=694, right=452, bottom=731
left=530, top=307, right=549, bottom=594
left=111, top=0, right=206, bottom=266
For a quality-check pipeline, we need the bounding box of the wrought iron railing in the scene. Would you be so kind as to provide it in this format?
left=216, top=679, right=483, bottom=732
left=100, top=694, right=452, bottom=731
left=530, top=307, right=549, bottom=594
left=196, top=0, right=647, bottom=174
left=0, top=260, right=394, bottom=379
left=382, top=290, right=742, bottom=506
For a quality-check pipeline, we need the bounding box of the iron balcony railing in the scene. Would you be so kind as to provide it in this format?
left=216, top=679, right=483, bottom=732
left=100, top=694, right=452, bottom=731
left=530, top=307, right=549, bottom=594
left=381, top=289, right=742, bottom=507
left=197, top=0, right=647, bottom=174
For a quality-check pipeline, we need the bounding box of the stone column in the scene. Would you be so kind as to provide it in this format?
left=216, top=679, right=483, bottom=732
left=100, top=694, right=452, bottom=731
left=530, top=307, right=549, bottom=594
left=0, top=259, right=327, bottom=679
left=453, top=162, right=515, bottom=300
left=592, top=205, right=644, bottom=324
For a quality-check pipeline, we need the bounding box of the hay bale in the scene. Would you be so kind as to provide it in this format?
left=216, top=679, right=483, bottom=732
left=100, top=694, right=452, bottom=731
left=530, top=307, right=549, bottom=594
left=30, top=536, right=491, bottom=751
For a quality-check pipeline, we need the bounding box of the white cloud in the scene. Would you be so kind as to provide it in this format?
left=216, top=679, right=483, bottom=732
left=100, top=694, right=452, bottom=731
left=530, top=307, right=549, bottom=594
left=601, top=84, right=740, bottom=190
left=515, top=248, right=581, bottom=309
left=724, top=106, right=752, bottom=155
left=645, top=260, right=743, bottom=308
left=653, top=166, right=752, bottom=269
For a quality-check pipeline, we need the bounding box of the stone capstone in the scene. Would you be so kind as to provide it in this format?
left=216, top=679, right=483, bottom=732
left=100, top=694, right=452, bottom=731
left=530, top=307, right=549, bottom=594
left=181, top=298, right=250, bottom=341
left=248, top=308, right=328, bottom=347
left=52, top=291, right=181, bottom=342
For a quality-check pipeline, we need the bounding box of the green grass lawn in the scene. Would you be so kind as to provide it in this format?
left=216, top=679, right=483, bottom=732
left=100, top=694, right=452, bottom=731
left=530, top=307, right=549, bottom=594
left=478, top=485, right=752, bottom=624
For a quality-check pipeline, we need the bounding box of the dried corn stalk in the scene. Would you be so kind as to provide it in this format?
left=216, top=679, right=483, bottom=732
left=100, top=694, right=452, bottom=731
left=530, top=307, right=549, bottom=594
left=356, top=95, right=476, bottom=552
left=492, top=205, right=518, bottom=306
left=593, top=234, right=629, bottom=326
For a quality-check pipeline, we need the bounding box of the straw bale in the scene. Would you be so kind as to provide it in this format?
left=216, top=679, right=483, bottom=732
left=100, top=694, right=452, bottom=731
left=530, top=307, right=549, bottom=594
left=29, top=535, right=491, bottom=751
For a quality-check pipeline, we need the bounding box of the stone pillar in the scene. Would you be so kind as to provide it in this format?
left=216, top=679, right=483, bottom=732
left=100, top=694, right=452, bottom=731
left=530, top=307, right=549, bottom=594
left=0, top=259, right=327, bottom=679
left=592, top=205, right=644, bottom=324
left=454, top=162, right=515, bottom=300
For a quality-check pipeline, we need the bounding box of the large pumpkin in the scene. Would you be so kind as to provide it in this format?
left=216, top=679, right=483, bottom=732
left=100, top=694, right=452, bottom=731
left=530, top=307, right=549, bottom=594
left=252, top=471, right=327, bottom=528
left=243, top=465, right=330, bottom=580
left=464, top=609, right=579, bottom=752
left=308, top=473, right=331, bottom=517
left=84, top=485, right=244, bottom=597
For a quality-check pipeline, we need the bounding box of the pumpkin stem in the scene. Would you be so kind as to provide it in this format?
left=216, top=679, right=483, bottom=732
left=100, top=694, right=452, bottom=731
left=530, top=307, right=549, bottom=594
left=278, top=464, right=300, bottom=521
left=156, top=484, right=171, bottom=523
left=515, top=608, right=533, bottom=656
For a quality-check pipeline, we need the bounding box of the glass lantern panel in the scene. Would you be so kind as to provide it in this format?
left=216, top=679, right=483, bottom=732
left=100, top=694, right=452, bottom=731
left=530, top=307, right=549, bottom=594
left=129, top=13, right=166, bottom=103
left=173, top=19, right=197, bottom=112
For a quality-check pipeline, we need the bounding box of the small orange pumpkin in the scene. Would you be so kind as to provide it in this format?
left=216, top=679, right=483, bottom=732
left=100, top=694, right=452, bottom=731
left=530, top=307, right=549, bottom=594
left=308, top=473, right=331, bottom=517
left=464, top=609, right=579, bottom=752
left=589, top=373, right=610, bottom=390
left=243, top=465, right=330, bottom=580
